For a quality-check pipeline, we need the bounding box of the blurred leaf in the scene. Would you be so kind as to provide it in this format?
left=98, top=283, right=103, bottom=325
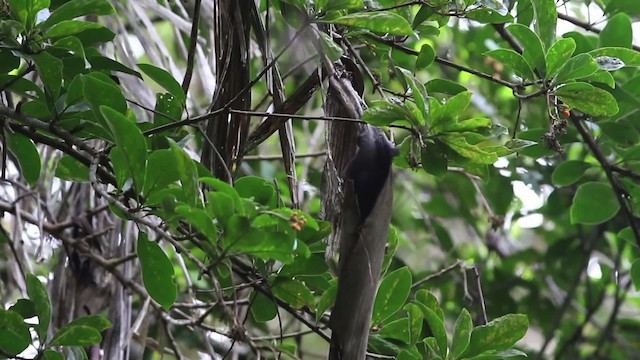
left=372, top=266, right=412, bottom=325
left=175, top=206, right=217, bottom=242
left=0, top=49, right=20, bottom=74
left=316, top=281, right=337, bottom=323
left=318, top=31, right=343, bottom=61
left=143, top=149, right=180, bottom=197
left=422, top=141, right=448, bottom=178
left=55, top=155, right=89, bottom=182
left=235, top=176, right=275, bottom=206
left=272, top=279, right=314, bottom=309
left=6, top=132, right=41, bottom=186
left=251, top=292, right=278, bottom=322
left=405, top=302, right=422, bottom=346
left=466, top=8, right=513, bottom=23
left=570, top=182, right=620, bottom=225
left=598, top=13, right=632, bottom=49
left=45, top=20, right=111, bottom=39
left=39, top=0, right=114, bottom=29
left=50, top=325, right=101, bottom=346
left=327, top=11, right=414, bottom=36
left=0, top=309, right=31, bottom=356
left=317, top=0, right=363, bottom=12
left=26, top=274, right=51, bottom=341
left=551, top=160, right=592, bottom=186
left=632, top=259, right=640, bottom=291
left=378, top=317, right=410, bottom=343
left=42, top=349, right=64, bottom=360
left=425, top=79, right=467, bottom=95
left=9, top=299, right=36, bottom=319
left=137, top=232, right=177, bottom=310
left=416, top=43, right=435, bottom=69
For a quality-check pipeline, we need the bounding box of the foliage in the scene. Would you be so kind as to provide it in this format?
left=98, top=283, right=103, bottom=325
left=1, top=0, right=640, bottom=359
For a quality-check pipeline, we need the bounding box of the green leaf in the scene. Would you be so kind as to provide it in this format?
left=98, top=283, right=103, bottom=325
left=466, top=8, right=513, bottom=24
left=317, top=0, right=363, bottom=11
left=175, top=206, right=218, bottom=242
left=552, top=53, right=598, bottom=85
left=372, top=266, right=412, bottom=325
left=378, top=317, right=410, bottom=344
left=234, top=176, right=275, bottom=206
left=100, top=106, right=147, bottom=190
left=33, top=51, right=63, bottom=99
left=530, top=0, right=557, bottom=49
left=54, top=36, right=86, bottom=63
left=6, top=132, right=41, bottom=186
left=26, top=274, right=51, bottom=341
left=398, top=68, right=429, bottom=123
left=570, top=182, right=620, bottom=225
left=65, top=315, right=112, bottom=332
left=318, top=31, right=343, bottom=61
left=42, top=349, right=64, bottom=360
left=416, top=43, right=435, bottom=69
left=137, top=232, right=177, bottom=310
left=598, top=13, right=632, bottom=49
left=589, top=47, right=640, bottom=67
left=0, top=49, right=20, bottom=74
left=461, top=314, right=528, bottom=358
left=138, top=63, right=187, bottom=105
left=0, top=309, right=31, bottom=356
left=632, top=259, right=640, bottom=291
left=422, top=141, right=448, bottom=178
left=327, top=11, right=414, bottom=36
left=143, top=149, right=180, bottom=197
left=169, top=142, right=199, bottom=206
left=200, top=177, right=244, bottom=215
left=425, top=79, right=467, bottom=95
left=8, top=0, right=49, bottom=29
left=555, top=82, right=619, bottom=116
left=423, top=306, right=447, bottom=357
left=251, top=291, right=278, bottom=322
left=49, top=325, right=101, bottom=346
left=441, top=118, right=492, bottom=133
left=82, top=73, right=127, bottom=130
left=441, top=134, right=498, bottom=164
left=9, top=299, right=36, bottom=319
left=545, top=38, right=576, bottom=79
left=39, top=0, right=115, bottom=29
left=450, top=309, right=473, bottom=360
left=405, top=303, right=422, bottom=346
left=208, top=192, right=235, bottom=227
left=316, top=281, right=337, bottom=323
left=506, top=23, right=546, bottom=76
left=272, top=279, right=314, bottom=309
left=45, top=20, right=112, bottom=39
left=362, top=100, right=418, bottom=126
left=551, top=160, right=592, bottom=186
left=55, top=155, right=89, bottom=182
left=484, top=49, right=535, bottom=80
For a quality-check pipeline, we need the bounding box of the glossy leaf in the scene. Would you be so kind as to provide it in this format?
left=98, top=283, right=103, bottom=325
left=461, top=314, right=528, bottom=358
left=272, top=279, right=314, bottom=309
left=39, top=0, right=114, bottom=29
left=545, top=38, right=576, bottom=79
left=552, top=53, right=598, bottom=85
left=450, top=308, right=473, bottom=360
left=327, top=11, right=414, bottom=36
left=530, top=0, right=557, bottom=49
left=372, top=266, right=412, bottom=325
left=570, top=182, right=620, bottom=225
left=137, top=232, right=177, bottom=310
left=555, top=82, right=619, bottom=116
left=33, top=51, right=63, bottom=99
left=416, top=43, right=435, bottom=69
left=506, top=23, right=546, bottom=76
